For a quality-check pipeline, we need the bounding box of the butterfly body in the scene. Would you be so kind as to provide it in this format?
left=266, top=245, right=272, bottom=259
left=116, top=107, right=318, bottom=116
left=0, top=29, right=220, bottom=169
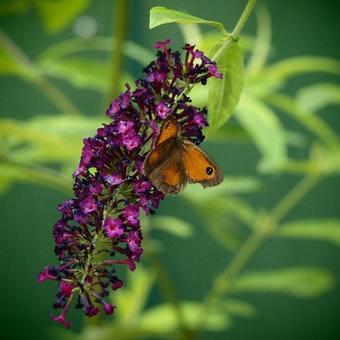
left=144, top=116, right=223, bottom=195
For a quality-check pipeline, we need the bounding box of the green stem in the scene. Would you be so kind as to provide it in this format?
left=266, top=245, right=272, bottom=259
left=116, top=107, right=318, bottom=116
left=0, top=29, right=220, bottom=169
left=0, top=30, right=81, bottom=115
left=231, top=0, right=257, bottom=40
left=108, top=0, right=129, bottom=100
left=270, top=172, right=320, bottom=224
left=195, top=172, right=319, bottom=335
left=211, top=0, right=256, bottom=62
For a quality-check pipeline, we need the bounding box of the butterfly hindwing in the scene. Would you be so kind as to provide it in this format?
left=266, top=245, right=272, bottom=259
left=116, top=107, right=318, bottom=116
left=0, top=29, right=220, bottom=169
left=147, top=150, right=186, bottom=194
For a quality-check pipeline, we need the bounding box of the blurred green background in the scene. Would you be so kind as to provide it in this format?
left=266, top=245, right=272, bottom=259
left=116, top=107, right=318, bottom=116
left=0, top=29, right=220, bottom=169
left=0, top=0, right=339, bottom=339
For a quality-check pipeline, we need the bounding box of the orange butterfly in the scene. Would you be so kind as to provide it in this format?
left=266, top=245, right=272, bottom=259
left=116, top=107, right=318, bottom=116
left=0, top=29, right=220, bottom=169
left=144, top=116, right=224, bottom=195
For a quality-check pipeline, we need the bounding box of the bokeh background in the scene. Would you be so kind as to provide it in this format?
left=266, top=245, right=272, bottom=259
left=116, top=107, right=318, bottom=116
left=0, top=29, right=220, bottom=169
left=0, top=0, right=339, bottom=339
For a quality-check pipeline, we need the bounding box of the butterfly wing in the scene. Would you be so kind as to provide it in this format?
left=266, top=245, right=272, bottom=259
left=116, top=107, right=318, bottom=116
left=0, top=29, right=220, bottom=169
left=145, top=140, right=187, bottom=194
left=156, top=116, right=179, bottom=145
left=182, top=139, right=224, bottom=188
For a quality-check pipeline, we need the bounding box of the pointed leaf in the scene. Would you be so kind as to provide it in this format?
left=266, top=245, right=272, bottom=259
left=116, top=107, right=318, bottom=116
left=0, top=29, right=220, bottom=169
left=140, top=302, right=231, bottom=333
left=278, top=219, right=340, bottom=247
left=149, top=7, right=228, bottom=35
left=36, top=37, right=153, bottom=66
left=39, top=57, right=109, bottom=91
left=208, top=42, right=244, bottom=132
left=296, top=83, right=340, bottom=113
left=236, top=95, right=287, bottom=172
left=233, top=267, right=335, bottom=298
left=222, top=299, right=257, bottom=318
left=264, top=57, right=340, bottom=84
left=151, top=216, right=194, bottom=238
left=182, top=176, right=260, bottom=202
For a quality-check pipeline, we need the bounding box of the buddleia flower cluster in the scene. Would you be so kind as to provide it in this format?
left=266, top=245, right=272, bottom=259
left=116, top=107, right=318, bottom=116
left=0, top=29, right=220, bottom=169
left=38, top=39, right=222, bottom=328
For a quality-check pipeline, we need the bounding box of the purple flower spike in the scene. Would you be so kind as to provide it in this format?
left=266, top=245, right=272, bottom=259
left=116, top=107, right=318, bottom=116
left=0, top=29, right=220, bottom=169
left=39, top=40, right=222, bottom=328
left=104, top=217, right=124, bottom=239
left=156, top=101, right=171, bottom=119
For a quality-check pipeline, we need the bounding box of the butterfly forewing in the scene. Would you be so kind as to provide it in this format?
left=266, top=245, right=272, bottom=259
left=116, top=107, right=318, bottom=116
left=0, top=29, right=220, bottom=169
left=182, top=140, right=224, bottom=188
left=156, top=116, right=179, bottom=146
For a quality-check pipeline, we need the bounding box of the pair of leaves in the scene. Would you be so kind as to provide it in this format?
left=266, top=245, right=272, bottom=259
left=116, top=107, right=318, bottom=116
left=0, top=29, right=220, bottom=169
left=150, top=6, right=244, bottom=133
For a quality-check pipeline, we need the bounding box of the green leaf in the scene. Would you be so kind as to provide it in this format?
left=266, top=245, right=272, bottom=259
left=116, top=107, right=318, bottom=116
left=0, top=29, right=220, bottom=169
left=151, top=216, right=194, bottom=238
left=182, top=176, right=260, bottom=202
left=233, top=267, right=335, bottom=298
left=149, top=6, right=228, bottom=35
left=140, top=302, right=231, bottom=333
left=207, top=42, right=244, bottom=132
left=0, top=161, right=71, bottom=194
left=296, top=83, right=340, bottom=113
left=0, top=37, right=30, bottom=77
left=222, top=299, right=257, bottom=318
left=36, top=37, right=154, bottom=66
left=178, top=23, right=202, bottom=46
left=39, top=57, right=110, bottom=91
left=264, top=57, right=340, bottom=84
left=246, top=5, right=272, bottom=77
left=236, top=95, right=287, bottom=172
left=34, top=0, right=91, bottom=34
left=278, top=219, right=340, bottom=247
left=0, top=115, right=103, bottom=164
left=114, top=265, right=155, bottom=324
left=266, top=94, right=339, bottom=149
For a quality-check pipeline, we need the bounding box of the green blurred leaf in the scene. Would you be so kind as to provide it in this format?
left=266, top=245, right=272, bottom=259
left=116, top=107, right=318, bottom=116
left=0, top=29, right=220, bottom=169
left=34, top=0, right=91, bottom=34
left=0, top=160, right=71, bottom=194
left=178, top=23, right=202, bottom=47
left=220, top=196, right=257, bottom=227
left=233, top=267, right=335, bottom=298
left=278, top=219, right=340, bottom=247
left=149, top=6, right=228, bottom=35
left=246, top=5, right=272, bottom=77
left=264, top=57, right=340, bottom=84
left=183, top=176, right=261, bottom=202
left=236, top=95, right=287, bottom=172
left=114, top=265, right=155, bottom=324
left=203, top=197, right=256, bottom=250
left=151, top=216, right=194, bottom=238
left=140, top=302, right=231, bottom=333
left=37, top=37, right=154, bottom=66
left=266, top=93, right=339, bottom=148
left=208, top=42, right=244, bottom=133
left=296, top=83, right=340, bottom=112
left=222, top=299, right=257, bottom=318
left=0, top=115, right=103, bottom=164
left=0, top=33, right=32, bottom=77
left=39, top=57, right=109, bottom=91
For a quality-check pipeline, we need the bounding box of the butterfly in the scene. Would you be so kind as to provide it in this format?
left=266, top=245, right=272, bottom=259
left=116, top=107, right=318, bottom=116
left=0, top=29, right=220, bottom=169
left=144, top=116, right=224, bottom=195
